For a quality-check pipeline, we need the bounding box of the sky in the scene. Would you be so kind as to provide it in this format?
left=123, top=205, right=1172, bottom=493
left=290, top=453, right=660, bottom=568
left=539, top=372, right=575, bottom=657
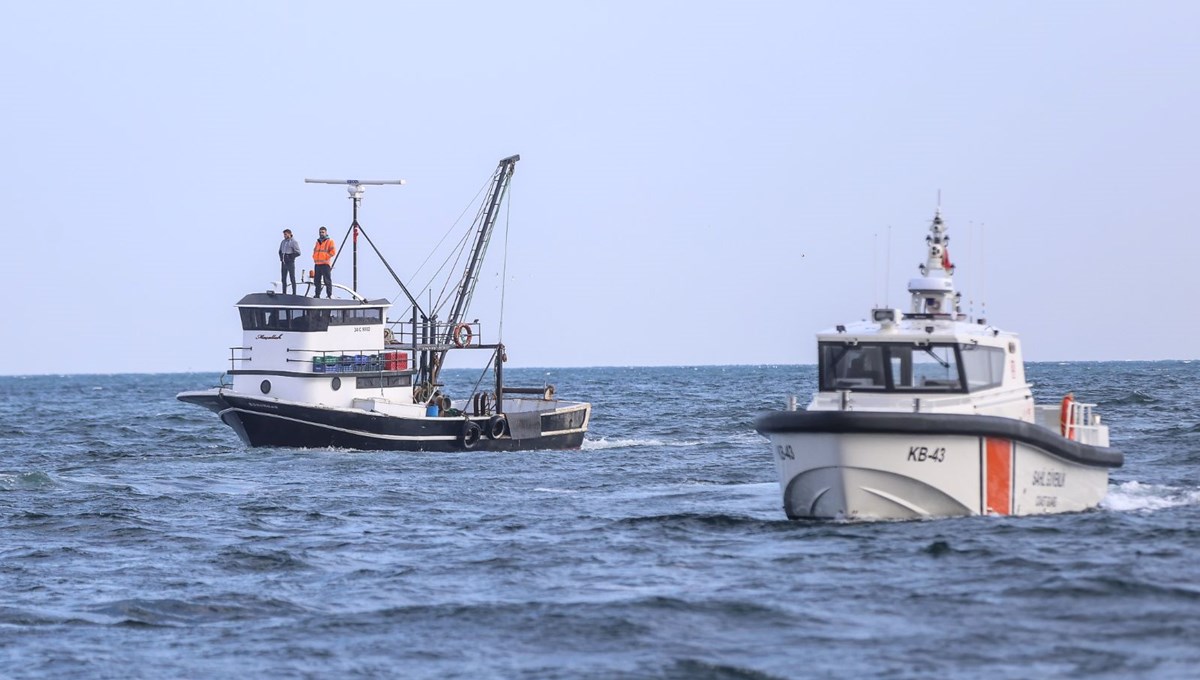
left=2, top=1, right=1198, bottom=375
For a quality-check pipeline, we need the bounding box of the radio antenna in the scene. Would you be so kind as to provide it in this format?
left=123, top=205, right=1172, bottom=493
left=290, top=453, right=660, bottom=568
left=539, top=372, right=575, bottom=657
left=885, top=225, right=892, bottom=308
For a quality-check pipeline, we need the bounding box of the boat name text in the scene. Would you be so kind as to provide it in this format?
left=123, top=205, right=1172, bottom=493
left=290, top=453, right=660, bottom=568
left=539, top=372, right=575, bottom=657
left=256, top=334, right=283, bottom=340
left=1035, top=495, right=1058, bottom=508
left=907, top=446, right=946, bottom=463
left=353, top=326, right=372, bottom=333
left=776, top=444, right=795, bottom=461
left=1031, top=470, right=1066, bottom=487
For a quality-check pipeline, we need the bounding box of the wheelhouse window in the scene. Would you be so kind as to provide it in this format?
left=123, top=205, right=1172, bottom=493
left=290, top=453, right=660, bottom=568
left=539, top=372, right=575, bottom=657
left=239, top=306, right=383, bottom=331
left=820, top=342, right=967, bottom=393
left=822, top=344, right=888, bottom=389
left=240, top=308, right=283, bottom=331
left=960, top=344, right=1005, bottom=391
left=357, top=374, right=412, bottom=389
left=240, top=308, right=332, bottom=332
left=330, top=308, right=384, bottom=326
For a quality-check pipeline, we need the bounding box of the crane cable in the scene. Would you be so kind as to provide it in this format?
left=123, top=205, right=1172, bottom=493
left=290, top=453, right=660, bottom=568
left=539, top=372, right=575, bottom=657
left=498, top=183, right=511, bottom=345
left=390, top=175, right=490, bottom=316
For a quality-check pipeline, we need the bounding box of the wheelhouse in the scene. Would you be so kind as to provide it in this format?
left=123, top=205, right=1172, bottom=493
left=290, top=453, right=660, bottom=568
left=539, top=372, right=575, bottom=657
left=818, top=341, right=1006, bottom=393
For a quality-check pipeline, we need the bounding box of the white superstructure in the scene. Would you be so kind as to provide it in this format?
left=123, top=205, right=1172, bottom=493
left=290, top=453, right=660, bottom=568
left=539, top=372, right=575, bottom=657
left=756, top=209, right=1121, bottom=520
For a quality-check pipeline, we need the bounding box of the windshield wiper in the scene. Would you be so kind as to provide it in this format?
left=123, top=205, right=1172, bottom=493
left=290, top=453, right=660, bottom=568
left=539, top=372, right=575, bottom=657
left=922, top=346, right=950, bottom=368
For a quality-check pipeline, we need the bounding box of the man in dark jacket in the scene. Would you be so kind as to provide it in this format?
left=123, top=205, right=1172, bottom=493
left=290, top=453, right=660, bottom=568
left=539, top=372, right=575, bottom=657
left=279, top=229, right=301, bottom=294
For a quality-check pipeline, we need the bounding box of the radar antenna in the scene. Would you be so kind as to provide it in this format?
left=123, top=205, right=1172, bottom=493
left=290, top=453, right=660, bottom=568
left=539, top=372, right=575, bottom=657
left=304, top=178, right=406, bottom=292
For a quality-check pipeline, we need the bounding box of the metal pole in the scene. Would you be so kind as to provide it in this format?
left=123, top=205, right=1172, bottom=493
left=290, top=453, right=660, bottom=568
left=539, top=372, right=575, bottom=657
left=419, top=315, right=427, bottom=385
left=495, top=343, right=504, bottom=414
left=352, top=196, right=359, bottom=292
left=304, top=178, right=404, bottom=297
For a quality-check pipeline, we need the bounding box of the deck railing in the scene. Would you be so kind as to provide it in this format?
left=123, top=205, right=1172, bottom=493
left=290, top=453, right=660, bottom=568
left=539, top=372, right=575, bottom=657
left=226, top=347, right=411, bottom=374
left=1034, top=402, right=1106, bottom=445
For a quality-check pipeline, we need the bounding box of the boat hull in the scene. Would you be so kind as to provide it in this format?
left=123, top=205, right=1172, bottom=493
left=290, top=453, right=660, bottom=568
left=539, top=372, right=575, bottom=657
left=754, top=411, right=1123, bottom=520
left=178, top=389, right=589, bottom=452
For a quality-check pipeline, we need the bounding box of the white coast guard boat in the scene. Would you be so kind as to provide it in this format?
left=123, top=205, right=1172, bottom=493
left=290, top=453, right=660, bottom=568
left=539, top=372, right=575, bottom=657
left=178, top=155, right=591, bottom=451
left=755, top=209, right=1123, bottom=520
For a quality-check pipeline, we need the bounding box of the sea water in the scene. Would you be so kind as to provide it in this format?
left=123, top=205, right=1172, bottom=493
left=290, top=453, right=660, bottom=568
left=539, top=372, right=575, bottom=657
left=1, top=362, right=1197, bottom=679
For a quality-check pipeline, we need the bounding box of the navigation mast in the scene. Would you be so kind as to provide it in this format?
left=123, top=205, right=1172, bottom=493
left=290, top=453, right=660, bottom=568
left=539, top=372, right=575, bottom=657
left=304, top=178, right=406, bottom=291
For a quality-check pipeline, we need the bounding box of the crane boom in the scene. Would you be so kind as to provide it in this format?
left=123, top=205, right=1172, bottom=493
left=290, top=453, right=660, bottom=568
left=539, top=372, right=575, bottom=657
left=429, top=154, right=519, bottom=381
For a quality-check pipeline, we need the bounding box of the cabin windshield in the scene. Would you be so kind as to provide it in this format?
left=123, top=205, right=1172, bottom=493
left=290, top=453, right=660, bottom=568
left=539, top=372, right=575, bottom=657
left=819, top=342, right=980, bottom=393
left=239, top=307, right=384, bottom=332
left=959, top=343, right=1006, bottom=391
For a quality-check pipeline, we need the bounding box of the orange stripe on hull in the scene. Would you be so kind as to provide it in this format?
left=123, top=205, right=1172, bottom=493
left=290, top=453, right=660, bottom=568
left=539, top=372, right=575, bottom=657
left=985, top=437, right=1012, bottom=515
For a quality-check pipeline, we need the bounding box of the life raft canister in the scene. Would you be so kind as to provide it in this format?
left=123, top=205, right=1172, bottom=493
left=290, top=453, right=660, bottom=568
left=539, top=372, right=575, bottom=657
left=1060, top=392, right=1075, bottom=440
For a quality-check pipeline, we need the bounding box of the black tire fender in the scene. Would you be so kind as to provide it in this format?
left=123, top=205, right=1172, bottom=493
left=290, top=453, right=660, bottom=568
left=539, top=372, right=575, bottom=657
left=460, top=420, right=483, bottom=449
left=486, top=415, right=507, bottom=440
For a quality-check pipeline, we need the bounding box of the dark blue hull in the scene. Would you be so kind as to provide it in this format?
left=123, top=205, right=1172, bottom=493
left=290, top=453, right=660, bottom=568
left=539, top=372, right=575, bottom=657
left=179, top=391, right=589, bottom=452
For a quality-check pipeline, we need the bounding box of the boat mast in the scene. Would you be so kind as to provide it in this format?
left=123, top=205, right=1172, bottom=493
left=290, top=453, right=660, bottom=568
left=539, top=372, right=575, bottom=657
left=906, top=208, right=963, bottom=320
left=304, top=178, right=406, bottom=292
left=429, top=154, right=519, bottom=383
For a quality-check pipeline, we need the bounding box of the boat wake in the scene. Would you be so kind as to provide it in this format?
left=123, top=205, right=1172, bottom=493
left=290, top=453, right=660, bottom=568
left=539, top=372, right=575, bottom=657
left=582, top=437, right=703, bottom=450
left=1102, top=480, right=1200, bottom=512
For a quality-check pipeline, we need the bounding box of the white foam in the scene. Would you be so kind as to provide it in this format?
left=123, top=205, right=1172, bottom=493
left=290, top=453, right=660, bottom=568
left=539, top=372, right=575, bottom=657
left=1102, top=480, right=1200, bottom=512
left=581, top=437, right=702, bottom=450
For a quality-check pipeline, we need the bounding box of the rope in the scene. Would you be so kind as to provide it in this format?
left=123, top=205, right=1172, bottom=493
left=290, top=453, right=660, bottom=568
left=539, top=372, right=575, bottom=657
left=498, top=182, right=511, bottom=344
left=322, top=222, right=351, bottom=271
left=465, top=349, right=500, bottom=416
left=430, top=227, right=474, bottom=317
left=436, top=192, right=494, bottom=317
left=390, top=176, right=491, bottom=315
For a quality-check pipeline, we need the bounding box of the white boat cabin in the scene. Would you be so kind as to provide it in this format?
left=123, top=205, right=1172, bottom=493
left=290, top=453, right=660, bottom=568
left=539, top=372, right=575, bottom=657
left=806, top=208, right=1105, bottom=446
left=812, top=316, right=1032, bottom=420
left=817, top=305, right=1025, bottom=393
left=226, top=292, right=423, bottom=416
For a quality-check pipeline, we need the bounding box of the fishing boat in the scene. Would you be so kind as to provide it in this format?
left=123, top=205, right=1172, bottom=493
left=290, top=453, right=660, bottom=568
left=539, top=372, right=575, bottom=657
left=754, top=208, right=1123, bottom=520
left=178, top=155, right=591, bottom=451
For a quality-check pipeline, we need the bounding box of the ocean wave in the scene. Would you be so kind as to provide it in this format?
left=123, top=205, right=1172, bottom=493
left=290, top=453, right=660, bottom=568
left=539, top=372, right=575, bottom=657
left=1007, top=574, right=1200, bottom=601
left=215, top=547, right=312, bottom=573
left=3, top=365, right=1199, bottom=677
left=84, top=595, right=308, bottom=627
left=1111, top=389, right=1158, bottom=405
left=659, top=657, right=790, bottom=680
left=0, top=471, right=56, bottom=491
left=613, top=512, right=776, bottom=531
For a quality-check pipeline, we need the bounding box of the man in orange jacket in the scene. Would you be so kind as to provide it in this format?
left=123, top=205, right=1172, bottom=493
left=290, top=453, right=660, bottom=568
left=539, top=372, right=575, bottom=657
left=312, top=226, right=336, bottom=298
